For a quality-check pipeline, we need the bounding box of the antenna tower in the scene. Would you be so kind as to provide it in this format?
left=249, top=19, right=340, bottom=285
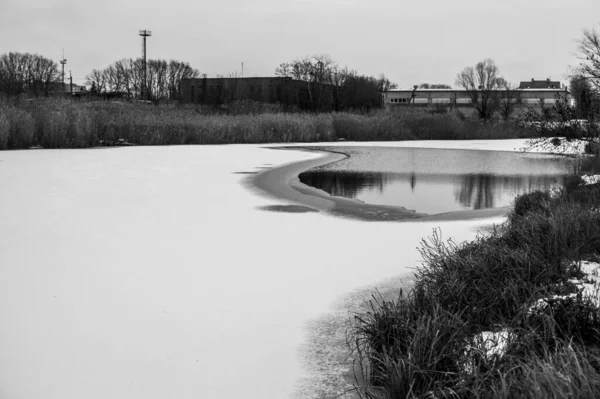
left=60, top=49, right=67, bottom=94
left=139, top=30, right=152, bottom=100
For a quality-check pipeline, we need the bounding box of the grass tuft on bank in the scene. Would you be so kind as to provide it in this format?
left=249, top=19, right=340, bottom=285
left=0, top=98, right=535, bottom=149
left=351, top=175, right=600, bottom=398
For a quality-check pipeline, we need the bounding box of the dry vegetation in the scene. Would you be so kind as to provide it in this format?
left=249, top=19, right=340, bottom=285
left=0, top=97, right=534, bottom=150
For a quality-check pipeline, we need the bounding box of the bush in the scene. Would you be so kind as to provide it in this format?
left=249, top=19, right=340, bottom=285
left=510, top=190, right=551, bottom=219
left=352, top=186, right=600, bottom=397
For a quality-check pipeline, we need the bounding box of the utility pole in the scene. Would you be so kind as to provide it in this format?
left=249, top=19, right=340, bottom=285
left=60, top=50, right=67, bottom=95
left=138, top=30, right=152, bottom=100
left=69, top=70, right=73, bottom=95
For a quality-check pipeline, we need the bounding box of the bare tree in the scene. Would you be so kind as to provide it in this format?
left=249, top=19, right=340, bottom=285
left=575, top=27, right=600, bottom=92
left=495, top=79, right=518, bottom=121
left=274, top=62, right=293, bottom=78
left=85, top=68, right=107, bottom=94
left=167, top=60, right=199, bottom=100
left=569, top=76, right=598, bottom=119
left=329, top=66, right=351, bottom=111
left=456, top=59, right=503, bottom=121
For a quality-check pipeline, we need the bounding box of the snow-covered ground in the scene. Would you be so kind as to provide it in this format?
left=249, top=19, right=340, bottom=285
left=0, top=140, right=537, bottom=399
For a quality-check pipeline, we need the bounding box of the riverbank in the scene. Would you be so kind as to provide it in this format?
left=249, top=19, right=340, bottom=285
left=247, top=138, right=593, bottom=397
left=348, top=151, right=600, bottom=397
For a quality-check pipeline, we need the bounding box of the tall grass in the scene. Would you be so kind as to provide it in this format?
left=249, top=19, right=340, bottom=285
left=0, top=98, right=534, bottom=149
left=351, top=179, right=600, bottom=398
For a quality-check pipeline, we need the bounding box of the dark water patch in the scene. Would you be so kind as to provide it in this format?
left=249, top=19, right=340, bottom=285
left=259, top=204, right=319, bottom=213
left=298, top=147, right=577, bottom=215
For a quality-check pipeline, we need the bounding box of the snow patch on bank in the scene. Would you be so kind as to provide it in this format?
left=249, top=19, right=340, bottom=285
left=582, top=174, right=600, bottom=185
left=465, top=260, right=600, bottom=370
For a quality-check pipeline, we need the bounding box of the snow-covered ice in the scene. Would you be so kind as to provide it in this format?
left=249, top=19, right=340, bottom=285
left=0, top=140, right=538, bottom=399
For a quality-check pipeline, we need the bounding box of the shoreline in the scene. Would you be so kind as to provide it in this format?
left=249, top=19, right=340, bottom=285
left=250, top=145, right=510, bottom=222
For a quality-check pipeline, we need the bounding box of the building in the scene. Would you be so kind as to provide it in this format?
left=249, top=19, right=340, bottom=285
left=518, top=78, right=562, bottom=89
left=383, top=81, right=570, bottom=117
left=180, top=76, right=322, bottom=110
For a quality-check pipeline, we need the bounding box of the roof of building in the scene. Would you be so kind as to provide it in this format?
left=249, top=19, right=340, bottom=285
left=518, top=79, right=562, bottom=89
left=386, top=88, right=567, bottom=93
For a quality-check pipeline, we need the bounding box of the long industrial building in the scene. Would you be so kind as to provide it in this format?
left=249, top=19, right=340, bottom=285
left=383, top=79, right=571, bottom=116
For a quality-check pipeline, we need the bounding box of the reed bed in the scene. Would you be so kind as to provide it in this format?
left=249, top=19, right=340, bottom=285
left=0, top=98, right=533, bottom=149
left=351, top=180, right=600, bottom=398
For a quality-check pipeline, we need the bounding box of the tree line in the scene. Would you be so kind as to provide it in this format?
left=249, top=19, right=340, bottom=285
left=0, top=51, right=200, bottom=101
left=86, top=58, right=200, bottom=101
left=0, top=52, right=60, bottom=96
left=274, top=54, right=396, bottom=111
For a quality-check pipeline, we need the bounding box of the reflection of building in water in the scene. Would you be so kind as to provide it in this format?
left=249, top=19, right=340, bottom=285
left=455, top=174, right=562, bottom=210
left=298, top=171, right=387, bottom=199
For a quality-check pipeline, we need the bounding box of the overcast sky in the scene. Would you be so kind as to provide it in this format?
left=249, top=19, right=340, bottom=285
left=2, top=0, right=599, bottom=88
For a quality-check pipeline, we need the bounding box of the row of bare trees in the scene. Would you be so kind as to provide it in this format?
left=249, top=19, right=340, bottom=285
left=0, top=52, right=60, bottom=96
left=456, top=27, right=600, bottom=122
left=275, top=54, right=396, bottom=111
left=86, top=58, right=200, bottom=101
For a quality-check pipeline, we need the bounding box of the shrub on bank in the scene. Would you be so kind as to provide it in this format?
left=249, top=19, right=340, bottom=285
left=352, top=184, right=600, bottom=398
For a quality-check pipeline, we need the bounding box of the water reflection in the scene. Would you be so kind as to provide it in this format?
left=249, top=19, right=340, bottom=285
left=299, top=167, right=565, bottom=214
left=454, top=174, right=561, bottom=210
left=298, top=171, right=388, bottom=199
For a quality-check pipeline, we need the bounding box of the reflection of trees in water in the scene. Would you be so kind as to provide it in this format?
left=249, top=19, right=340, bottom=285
left=455, top=174, right=562, bottom=210
left=300, top=170, right=566, bottom=211
left=299, top=171, right=386, bottom=198
left=456, top=174, right=496, bottom=210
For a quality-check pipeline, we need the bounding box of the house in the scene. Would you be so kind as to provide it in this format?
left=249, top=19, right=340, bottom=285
left=518, top=78, right=563, bottom=89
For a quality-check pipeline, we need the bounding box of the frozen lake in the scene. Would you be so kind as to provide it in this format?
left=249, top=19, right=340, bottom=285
left=0, top=141, right=529, bottom=399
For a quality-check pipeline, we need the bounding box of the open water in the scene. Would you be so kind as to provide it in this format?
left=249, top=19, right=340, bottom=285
left=299, top=146, right=577, bottom=214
